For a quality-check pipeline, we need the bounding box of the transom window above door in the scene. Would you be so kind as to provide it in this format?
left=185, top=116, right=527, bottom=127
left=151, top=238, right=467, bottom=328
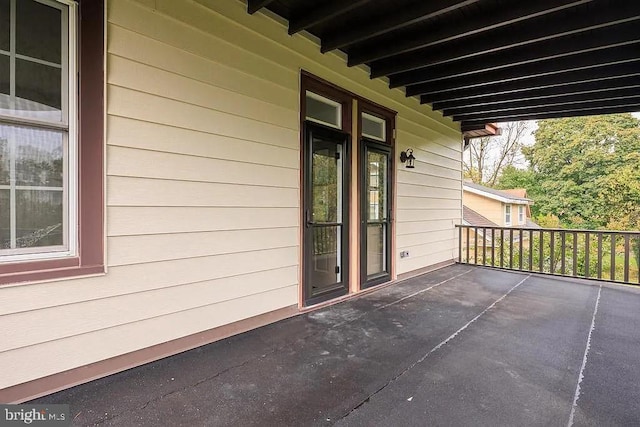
left=305, top=91, right=342, bottom=129
left=361, top=112, right=386, bottom=141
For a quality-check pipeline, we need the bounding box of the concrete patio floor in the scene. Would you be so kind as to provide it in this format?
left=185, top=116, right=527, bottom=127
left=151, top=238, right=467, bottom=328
left=33, top=265, right=640, bottom=426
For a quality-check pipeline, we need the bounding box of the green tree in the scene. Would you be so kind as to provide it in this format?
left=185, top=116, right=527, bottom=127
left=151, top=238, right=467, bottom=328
left=523, top=114, right=640, bottom=229
left=496, top=166, right=543, bottom=217
left=464, top=121, right=530, bottom=186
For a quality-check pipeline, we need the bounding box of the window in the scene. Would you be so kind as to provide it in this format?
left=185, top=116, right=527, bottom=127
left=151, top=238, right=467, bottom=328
left=0, top=0, right=104, bottom=285
left=1, top=0, right=75, bottom=261
left=305, top=91, right=341, bottom=129
left=362, top=112, right=386, bottom=141
left=505, top=204, right=512, bottom=225
left=368, top=160, right=380, bottom=220
left=518, top=205, right=525, bottom=223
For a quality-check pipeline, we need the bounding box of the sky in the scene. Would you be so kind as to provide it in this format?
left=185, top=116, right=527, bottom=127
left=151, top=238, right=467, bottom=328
left=481, top=112, right=640, bottom=171
left=508, top=111, right=640, bottom=147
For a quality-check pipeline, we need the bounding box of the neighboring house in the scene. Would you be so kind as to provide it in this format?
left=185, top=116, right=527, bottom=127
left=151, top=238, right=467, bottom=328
left=463, top=182, right=539, bottom=229
left=462, top=205, right=498, bottom=246
left=462, top=182, right=539, bottom=259
left=0, top=0, right=465, bottom=402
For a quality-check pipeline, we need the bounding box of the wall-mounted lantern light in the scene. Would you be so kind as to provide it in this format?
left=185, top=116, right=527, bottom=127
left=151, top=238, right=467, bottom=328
left=400, top=148, right=416, bottom=168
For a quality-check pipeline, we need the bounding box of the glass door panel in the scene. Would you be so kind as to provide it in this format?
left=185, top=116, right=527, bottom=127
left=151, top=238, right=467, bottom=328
left=304, top=123, right=349, bottom=305
left=361, top=141, right=391, bottom=287
left=366, top=223, right=385, bottom=276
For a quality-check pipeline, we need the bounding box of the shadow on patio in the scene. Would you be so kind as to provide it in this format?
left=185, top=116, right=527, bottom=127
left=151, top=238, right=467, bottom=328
left=34, top=265, right=640, bottom=426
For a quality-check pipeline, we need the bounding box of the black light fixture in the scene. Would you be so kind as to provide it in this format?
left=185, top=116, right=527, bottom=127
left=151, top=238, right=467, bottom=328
left=400, top=148, right=416, bottom=168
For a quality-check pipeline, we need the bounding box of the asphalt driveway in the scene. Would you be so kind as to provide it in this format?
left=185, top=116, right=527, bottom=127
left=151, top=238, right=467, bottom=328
left=33, top=265, right=640, bottom=426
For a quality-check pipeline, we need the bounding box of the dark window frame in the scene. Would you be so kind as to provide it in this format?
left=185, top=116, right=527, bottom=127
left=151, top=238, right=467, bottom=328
left=0, top=0, right=104, bottom=285
left=357, top=99, right=396, bottom=289
left=300, top=72, right=353, bottom=306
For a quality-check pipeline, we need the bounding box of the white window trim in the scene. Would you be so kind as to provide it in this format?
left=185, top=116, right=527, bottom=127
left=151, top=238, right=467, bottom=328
left=0, top=0, right=77, bottom=263
left=518, top=205, right=525, bottom=223
left=505, top=204, right=512, bottom=226
left=362, top=112, right=386, bottom=141
left=305, top=91, right=342, bottom=129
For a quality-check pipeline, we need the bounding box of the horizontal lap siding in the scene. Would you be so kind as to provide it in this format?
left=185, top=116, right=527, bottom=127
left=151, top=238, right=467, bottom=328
left=1, top=286, right=297, bottom=388
left=464, top=192, right=504, bottom=226
left=395, top=124, right=462, bottom=274
left=0, top=0, right=462, bottom=389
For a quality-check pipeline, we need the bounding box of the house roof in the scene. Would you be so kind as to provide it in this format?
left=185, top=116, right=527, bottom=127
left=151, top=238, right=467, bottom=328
left=501, top=188, right=527, bottom=199
left=526, top=218, right=542, bottom=229
left=463, top=206, right=498, bottom=228
left=463, top=182, right=531, bottom=204
left=464, top=205, right=540, bottom=232
left=247, top=1, right=640, bottom=131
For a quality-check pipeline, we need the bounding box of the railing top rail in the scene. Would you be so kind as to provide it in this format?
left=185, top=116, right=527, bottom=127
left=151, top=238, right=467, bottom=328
left=456, top=224, right=640, bottom=235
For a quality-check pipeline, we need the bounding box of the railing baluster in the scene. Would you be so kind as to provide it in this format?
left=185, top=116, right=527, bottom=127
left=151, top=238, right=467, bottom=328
left=466, top=226, right=470, bottom=264
left=528, top=230, right=533, bottom=272
left=610, top=234, right=616, bottom=281
left=491, top=228, right=495, bottom=267
left=560, top=232, right=566, bottom=275
left=519, top=229, right=524, bottom=270
left=500, top=229, right=504, bottom=268
left=572, top=231, right=578, bottom=277
left=458, top=225, right=463, bottom=263
left=539, top=230, right=544, bottom=273
left=550, top=231, right=555, bottom=274
left=482, top=227, right=487, bottom=265
left=624, top=234, right=630, bottom=283
left=584, top=232, right=590, bottom=278
left=474, top=226, right=478, bottom=265
left=597, top=233, right=603, bottom=279
left=509, top=229, right=514, bottom=269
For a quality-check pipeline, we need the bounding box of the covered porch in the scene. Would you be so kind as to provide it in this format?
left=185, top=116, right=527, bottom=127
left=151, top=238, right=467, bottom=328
left=2, top=0, right=640, bottom=406
left=34, top=265, right=640, bottom=425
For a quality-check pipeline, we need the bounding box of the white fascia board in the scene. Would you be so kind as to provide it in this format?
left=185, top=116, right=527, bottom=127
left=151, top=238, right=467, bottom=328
left=463, top=185, right=530, bottom=205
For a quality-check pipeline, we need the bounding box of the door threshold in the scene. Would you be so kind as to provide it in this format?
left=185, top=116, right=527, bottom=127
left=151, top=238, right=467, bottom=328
left=300, top=278, right=396, bottom=313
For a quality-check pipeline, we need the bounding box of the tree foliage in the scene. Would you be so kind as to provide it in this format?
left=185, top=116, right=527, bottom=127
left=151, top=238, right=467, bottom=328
left=464, top=121, right=530, bottom=186
left=515, top=114, right=640, bottom=230
left=495, top=166, right=543, bottom=217
left=465, top=114, right=640, bottom=283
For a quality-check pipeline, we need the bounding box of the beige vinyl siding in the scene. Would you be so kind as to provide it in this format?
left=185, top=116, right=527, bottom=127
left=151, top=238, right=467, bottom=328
left=464, top=191, right=505, bottom=226
left=0, top=0, right=461, bottom=390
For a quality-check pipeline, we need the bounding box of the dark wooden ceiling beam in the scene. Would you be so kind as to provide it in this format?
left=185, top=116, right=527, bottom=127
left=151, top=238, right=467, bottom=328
left=348, top=0, right=589, bottom=66
left=431, top=76, right=640, bottom=114
left=371, top=3, right=640, bottom=78
left=461, top=123, right=495, bottom=132
left=320, top=0, right=480, bottom=53
left=400, top=43, right=639, bottom=93
left=453, top=96, right=640, bottom=123
left=288, top=0, right=373, bottom=35
left=450, top=92, right=640, bottom=121
left=419, top=65, right=640, bottom=104
left=404, top=50, right=640, bottom=97
left=247, top=0, right=274, bottom=15
left=460, top=103, right=640, bottom=129
left=386, top=24, right=639, bottom=87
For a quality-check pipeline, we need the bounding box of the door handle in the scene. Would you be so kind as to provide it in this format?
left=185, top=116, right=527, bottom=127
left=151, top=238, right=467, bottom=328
left=306, top=210, right=314, bottom=227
